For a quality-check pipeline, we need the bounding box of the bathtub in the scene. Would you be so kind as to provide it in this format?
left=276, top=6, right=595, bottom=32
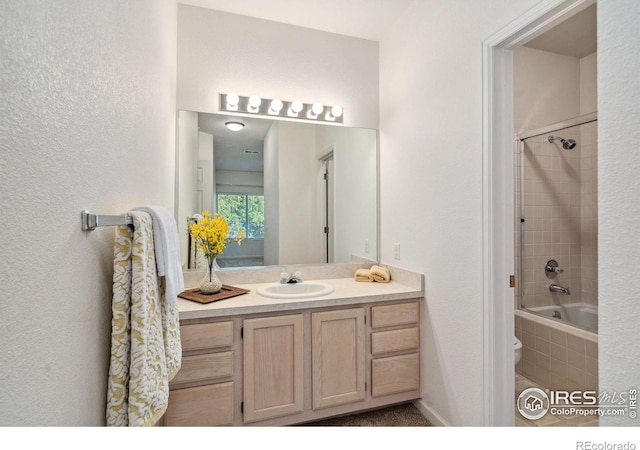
left=515, top=305, right=598, bottom=391
left=527, top=302, right=598, bottom=334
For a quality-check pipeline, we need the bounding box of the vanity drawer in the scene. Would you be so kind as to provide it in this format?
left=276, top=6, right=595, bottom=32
left=181, top=321, right=234, bottom=352
left=371, top=353, right=420, bottom=397
left=171, top=351, right=234, bottom=386
left=165, top=382, right=234, bottom=426
left=371, top=327, right=419, bottom=355
left=371, top=302, right=419, bottom=329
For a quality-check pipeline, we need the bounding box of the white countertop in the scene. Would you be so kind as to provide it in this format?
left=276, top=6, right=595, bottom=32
left=177, top=277, right=423, bottom=320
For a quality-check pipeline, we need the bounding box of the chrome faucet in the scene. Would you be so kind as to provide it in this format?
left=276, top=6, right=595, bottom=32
left=549, top=284, right=571, bottom=295
left=280, top=271, right=303, bottom=284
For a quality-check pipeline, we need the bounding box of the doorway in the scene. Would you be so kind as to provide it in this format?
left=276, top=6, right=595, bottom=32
left=319, top=150, right=335, bottom=263
left=482, top=0, right=597, bottom=425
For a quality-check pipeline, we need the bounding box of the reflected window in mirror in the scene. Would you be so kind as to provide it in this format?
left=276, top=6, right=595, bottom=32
left=217, top=193, right=265, bottom=239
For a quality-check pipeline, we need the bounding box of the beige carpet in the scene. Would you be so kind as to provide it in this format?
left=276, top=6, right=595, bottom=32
left=300, top=403, right=432, bottom=427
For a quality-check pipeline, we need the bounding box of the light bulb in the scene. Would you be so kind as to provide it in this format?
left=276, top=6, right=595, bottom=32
left=269, top=99, right=283, bottom=114
left=226, top=92, right=239, bottom=110
left=288, top=100, right=303, bottom=116
left=248, top=95, right=262, bottom=112
left=308, top=103, right=324, bottom=119
left=326, top=105, right=344, bottom=121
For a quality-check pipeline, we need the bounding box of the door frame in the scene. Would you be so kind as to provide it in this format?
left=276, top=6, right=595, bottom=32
left=481, top=0, right=596, bottom=425
left=317, top=144, right=336, bottom=263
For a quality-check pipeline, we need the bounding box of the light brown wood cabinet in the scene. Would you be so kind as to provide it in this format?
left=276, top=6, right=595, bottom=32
left=164, top=299, right=421, bottom=426
left=164, top=321, right=235, bottom=426
left=312, top=308, right=366, bottom=409
left=164, top=382, right=234, bottom=426
left=242, top=314, right=304, bottom=423
left=370, top=302, right=420, bottom=398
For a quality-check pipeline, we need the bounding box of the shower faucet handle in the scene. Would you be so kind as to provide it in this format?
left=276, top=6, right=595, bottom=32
left=545, top=259, right=563, bottom=279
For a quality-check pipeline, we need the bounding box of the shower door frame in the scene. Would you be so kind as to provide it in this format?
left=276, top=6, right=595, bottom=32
left=516, top=113, right=598, bottom=310
left=481, top=0, right=596, bottom=426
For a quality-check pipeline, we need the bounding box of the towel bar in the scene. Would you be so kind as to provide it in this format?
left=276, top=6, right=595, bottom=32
left=81, top=210, right=133, bottom=231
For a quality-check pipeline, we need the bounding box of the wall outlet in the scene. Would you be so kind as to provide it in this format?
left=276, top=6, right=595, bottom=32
left=393, top=243, right=400, bottom=260
left=364, top=239, right=369, bottom=253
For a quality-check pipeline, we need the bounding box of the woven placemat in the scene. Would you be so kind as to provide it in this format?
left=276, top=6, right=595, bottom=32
left=178, top=285, right=250, bottom=304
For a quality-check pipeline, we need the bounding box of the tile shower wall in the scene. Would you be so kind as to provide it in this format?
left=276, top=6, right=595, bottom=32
left=521, top=128, right=582, bottom=308
left=516, top=312, right=598, bottom=391
left=519, top=120, right=597, bottom=308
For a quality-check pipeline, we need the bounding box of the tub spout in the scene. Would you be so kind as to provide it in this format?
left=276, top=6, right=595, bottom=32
left=549, top=284, right=570, bottom=295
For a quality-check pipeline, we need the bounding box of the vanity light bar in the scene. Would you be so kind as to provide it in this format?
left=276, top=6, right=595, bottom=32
left=220, top=93, right=343, bottom=124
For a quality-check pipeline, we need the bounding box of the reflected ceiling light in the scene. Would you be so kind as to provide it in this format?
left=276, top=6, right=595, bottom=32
left=269, top=99, right=283, bottom=115
left=307, top=103, right=324, bottom=119
left=226, top=92, right=239, bottom=111
left=248, top=95, right=262, bottom=113
left=220, top=93, right=343, bottom=123
left=225, top=121, right=245, bottom=131
left=326, top=105, right=343, bottom=121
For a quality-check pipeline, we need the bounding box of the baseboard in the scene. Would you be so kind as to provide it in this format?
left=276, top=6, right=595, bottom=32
left=412, top=399, right=450, bottom=426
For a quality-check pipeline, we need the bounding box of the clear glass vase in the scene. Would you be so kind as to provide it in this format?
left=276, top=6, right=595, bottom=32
left=199, top=257, right=222, bottom=294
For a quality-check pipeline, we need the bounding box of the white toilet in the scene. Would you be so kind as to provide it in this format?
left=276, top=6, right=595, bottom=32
left=514, top=336, right=522, bottom=365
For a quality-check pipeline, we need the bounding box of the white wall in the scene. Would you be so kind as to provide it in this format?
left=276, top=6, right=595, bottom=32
left=379, top=0, right=539, bottom=426
left=216, top=170, right=264, bottom=194
left=0, top=0, right=176, bottom=425
left=277, top=122, right=320, bottom=265
left=514, top=46, right=580, bottom=133
left=580, top=52, right=598, bottom=115
left=176, top=4, right=379, bottom=129
left=198, top=131, right=215, bottom=212
left=263, top=123, right=279, bottom=265
left=598, top=0, right=640, bottom=426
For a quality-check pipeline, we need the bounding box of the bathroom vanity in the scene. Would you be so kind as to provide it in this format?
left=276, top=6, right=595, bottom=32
left=161, top=266, right=423, bottom=426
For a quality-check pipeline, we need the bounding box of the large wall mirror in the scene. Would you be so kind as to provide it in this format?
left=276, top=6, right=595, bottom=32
left=176, top=110, right=378, bottom=270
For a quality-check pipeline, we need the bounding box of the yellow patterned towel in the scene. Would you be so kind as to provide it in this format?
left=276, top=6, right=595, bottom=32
left=370, top=265, right=391, bottom=283
left=106, top=211, right=182, bottom=426
left=355, top=268, right=373, bottom=282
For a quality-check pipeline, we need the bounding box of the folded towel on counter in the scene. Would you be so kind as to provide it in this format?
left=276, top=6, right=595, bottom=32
left=106, top=210, right=181, bottom=426
left=354, top=268, right=373, bottom=282
left=370, top=265, right=391, bottom=283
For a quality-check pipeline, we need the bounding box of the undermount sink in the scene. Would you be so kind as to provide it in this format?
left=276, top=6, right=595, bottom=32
left=256, top=281, right=334, bottom=299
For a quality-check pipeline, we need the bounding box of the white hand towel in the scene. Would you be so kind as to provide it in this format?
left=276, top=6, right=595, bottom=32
left=133, top=205, right=184, bottom=301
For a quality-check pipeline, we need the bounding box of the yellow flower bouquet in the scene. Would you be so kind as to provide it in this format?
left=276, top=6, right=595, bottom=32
left=189, top=211, right=244, bottom=293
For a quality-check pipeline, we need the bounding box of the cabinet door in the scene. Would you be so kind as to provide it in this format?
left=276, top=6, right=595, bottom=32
left=372, top=353, right=420, bottom=397
left=165, top=382, right=234, bottom=426
left=312, top=308, right=366, bottom=409
left=243, top=315, right=304, bottom=423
